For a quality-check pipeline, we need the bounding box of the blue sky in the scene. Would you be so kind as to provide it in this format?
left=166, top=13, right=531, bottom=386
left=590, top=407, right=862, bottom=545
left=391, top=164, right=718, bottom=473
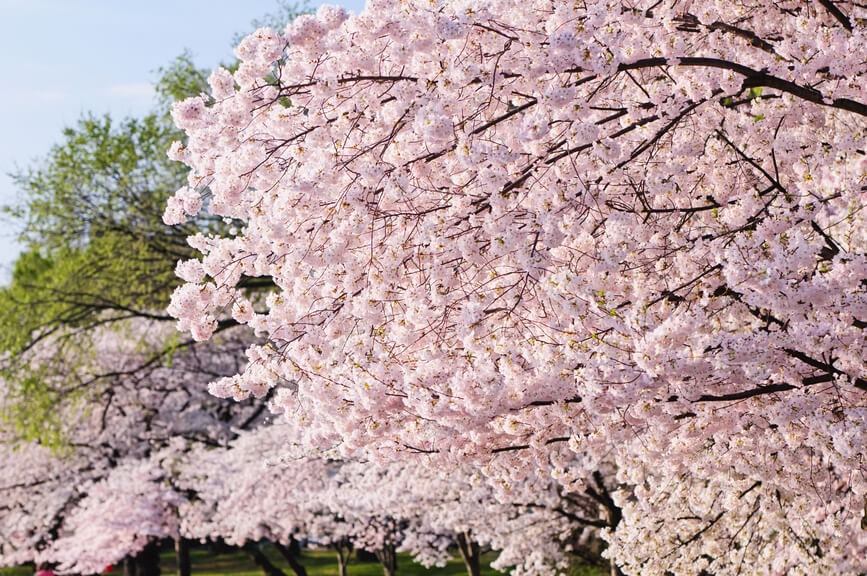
left=0, top=0, right=365, bottom=282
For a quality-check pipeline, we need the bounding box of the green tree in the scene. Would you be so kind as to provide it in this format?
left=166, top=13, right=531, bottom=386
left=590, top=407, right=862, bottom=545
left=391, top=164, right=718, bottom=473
left=0, top=0, right=308, bottom=445
left=0, top=58, right=212, bottom=442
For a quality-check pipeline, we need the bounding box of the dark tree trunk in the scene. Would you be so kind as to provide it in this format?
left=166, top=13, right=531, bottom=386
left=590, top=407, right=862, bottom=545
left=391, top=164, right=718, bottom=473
left=275, top=538, right=308, bottom=576
left=123, top=556, right=138, bottom=576
left=175, top=538, right=191, bottom=576
left=136, top=539, right=161, bottom=576
left=586, top=471, right=624, bottom=576
left=374, top=545, right=397, bottom=576
left=455, top=531, right=481, bottom=576
left=243, top=543, right=288, bottom=576
left=334, top=539, right=352, bottom=576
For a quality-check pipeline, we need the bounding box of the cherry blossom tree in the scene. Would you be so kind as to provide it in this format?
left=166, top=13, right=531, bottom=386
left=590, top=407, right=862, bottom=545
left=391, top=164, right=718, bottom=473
left=189, top=435, right=615, bottom=575
left=0, top=437, right=84, bottom=568
left=177, top=423, right=611, bottom=576
left=165, top=0, right=866, bottom=573
left=0, top=319, right=263, bottom=575
left=337, top=457, right=611, bottom=576
left=177, top=423, right=330, bottom=576
left=1, top=6, right=313, bottom=575
left=38, top=456, right=185, bottom=576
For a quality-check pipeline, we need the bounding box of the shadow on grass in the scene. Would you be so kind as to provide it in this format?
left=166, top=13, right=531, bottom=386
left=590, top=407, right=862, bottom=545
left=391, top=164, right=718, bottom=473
left=160, top=546, right=505, bottom=576
left=0, top=543, right=606, bottom=576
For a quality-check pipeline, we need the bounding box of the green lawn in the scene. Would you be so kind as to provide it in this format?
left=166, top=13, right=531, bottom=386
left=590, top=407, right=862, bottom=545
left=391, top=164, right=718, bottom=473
left=160, top=546, right=505, bottom=576
left=2, top=544, right=606, bottom=576
left=161, top=545, right=606, bottom=576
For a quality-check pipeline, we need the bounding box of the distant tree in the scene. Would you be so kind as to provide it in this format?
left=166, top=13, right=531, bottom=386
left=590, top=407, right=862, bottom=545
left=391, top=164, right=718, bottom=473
left=0, top=5, right=308, bottom=574
left=0, top=77, right=208, bottom=441
left=0, top=318, right=261, bottom=574
left=0, top=1, right=308, bottom=445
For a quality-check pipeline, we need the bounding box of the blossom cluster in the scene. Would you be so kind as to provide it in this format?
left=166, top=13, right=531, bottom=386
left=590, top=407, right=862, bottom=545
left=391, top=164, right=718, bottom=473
left=164, top=1, right=866, bottom=572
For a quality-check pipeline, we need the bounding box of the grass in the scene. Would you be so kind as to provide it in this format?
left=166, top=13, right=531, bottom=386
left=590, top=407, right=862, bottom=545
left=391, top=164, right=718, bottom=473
left=1, top=544, right=607, bottom=576
left=160, top=546, right=505, bottom=576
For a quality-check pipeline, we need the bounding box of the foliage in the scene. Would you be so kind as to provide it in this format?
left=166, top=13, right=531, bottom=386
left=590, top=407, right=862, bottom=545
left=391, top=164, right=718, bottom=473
left=232, top=1, right=312, bottom=47
left=0, top=51, right=223, bottom=441
left=155, top=53, right=211, bottom=118
left=0, top=116, right=185, bottom=439
left=7, top=113, right=188, bottom=252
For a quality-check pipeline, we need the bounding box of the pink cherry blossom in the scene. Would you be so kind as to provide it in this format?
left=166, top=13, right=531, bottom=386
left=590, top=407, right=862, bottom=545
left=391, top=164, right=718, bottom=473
left=166, top=2, right=867, bottom=573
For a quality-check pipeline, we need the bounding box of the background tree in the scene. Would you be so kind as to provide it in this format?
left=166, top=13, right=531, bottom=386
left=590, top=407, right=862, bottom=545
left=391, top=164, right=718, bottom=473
left=0, top=6, right=307, bottom=575
left=0, top=318, right=263, bottom=575
left=0, top=0, right=307, bottom=441
left=0, top=59, right=210, bottom=442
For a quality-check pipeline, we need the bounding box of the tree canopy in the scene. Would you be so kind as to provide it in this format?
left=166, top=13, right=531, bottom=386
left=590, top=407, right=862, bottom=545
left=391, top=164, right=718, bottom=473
left=0, top=55, right=221, bottom=442
left=164, top=1, right=867, bottom=573
left=1, top=1, right=865, bottom=575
